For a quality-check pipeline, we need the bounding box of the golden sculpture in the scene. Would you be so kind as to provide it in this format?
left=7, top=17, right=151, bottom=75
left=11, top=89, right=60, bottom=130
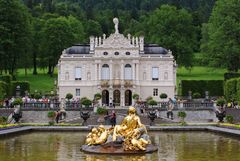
left=85, top=106, right=151, bottom=151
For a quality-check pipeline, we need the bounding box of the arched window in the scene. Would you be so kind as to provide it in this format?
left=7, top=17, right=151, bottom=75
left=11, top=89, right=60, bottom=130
left=124, top=64, right=132, bottom=80
left=103, top=52, right=108, bottom=55
left=152, top=67, right=159, bottom=80
left=101, top=64, right=110, bottom=80
left=114, top=52, right=119, bottom=55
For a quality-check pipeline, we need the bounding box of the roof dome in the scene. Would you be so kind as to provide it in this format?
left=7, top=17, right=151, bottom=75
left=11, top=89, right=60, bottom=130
left=144, top=44, right=168, bottom=54
left=66, top=45, right=90, bottom=54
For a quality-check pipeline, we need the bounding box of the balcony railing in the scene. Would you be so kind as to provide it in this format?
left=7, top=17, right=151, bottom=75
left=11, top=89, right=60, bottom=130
left=21, top=102, right=93, bottom=110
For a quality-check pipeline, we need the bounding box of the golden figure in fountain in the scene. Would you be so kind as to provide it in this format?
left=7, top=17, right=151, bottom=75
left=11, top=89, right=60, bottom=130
left=84, top=106, right=151, bottom=151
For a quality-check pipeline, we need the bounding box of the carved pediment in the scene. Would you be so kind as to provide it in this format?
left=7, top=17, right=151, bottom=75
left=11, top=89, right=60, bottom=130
left=99, top=33, right=135, bottom=48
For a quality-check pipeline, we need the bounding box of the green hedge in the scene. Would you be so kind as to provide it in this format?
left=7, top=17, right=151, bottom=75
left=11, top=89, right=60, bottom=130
left=224, top=78, right=240, bottom=101
left=224, top=72, right=240, bottom=80
left=181, top=80, right=224, bottom=97
left=0, top=81, right=8, bottom=100
left=0, top=75, right=12, bottom=84
left=10, top=81, right=30, bottom=96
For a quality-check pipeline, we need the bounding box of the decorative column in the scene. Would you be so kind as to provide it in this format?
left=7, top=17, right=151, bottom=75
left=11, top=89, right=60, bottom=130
left=121, top=60, right=124, bottom=81
left=98, top=64, right=101, bottom=80
left=121, top=87, right=125, bottom=107
left=136, top=63, right=139, bottom=83
left=110, top=60, right=113, bottom=80
left=120, top=60, right=125, bottom=107
left=132, top=63, right=135, bottom=81
left=95, top=63, right=98, bottom=81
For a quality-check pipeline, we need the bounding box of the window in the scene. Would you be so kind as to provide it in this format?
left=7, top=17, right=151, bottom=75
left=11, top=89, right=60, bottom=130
left=76, top=89, right=80, bottom=96
left=126, top=52, right=130, bottom=55
left=153, top=88, right=158, bottom=96
left=87, top=72, right=91, bottom=80
left=124, top=64, right=132, bottom=80
left=164, top=72, right=168, bottom=80
left=75, top=67, right=81, bottom=80
left=114, top=52, right=119, bottom=55
left=65, top=72, right=69, bottom=80
left=101, top=64, right=110, bottom=80
left=103, top=52, right=108, bottom=55
left=152, top=67, right=159, bottom=80
left=143, top=72, right=146, bottom=80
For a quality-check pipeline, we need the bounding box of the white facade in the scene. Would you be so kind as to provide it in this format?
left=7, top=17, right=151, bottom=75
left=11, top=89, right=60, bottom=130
left=58, top=18, right=176, bottom=106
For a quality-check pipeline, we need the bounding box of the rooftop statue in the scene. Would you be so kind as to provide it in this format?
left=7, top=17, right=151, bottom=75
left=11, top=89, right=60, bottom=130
left=113, top=17, right=119, bottom=34
left=82, top=106, right=157, bottom=154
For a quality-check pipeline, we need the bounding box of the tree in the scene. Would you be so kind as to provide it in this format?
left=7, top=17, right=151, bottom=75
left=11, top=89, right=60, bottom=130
left=144, top=5, right=196, bottom=67
left=0, top=0, right=32, bottom=75
left=201, top=0, right=240, bottom=72
left=42, top=16, right=84, bottom=76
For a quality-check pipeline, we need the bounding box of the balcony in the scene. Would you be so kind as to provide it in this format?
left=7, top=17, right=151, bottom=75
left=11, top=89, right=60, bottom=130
left=113, top=79, right=121, bottom=88
left=100, top=80, right=109, bottom=88
left=124, top=80, right=133, bottom=88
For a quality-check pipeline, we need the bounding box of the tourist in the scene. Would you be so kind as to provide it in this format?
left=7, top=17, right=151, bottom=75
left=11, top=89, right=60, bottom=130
left=110, top=110, right=116, bottom=127
left=167, top=98, right=174, bottom=120
left=55, top=110, right=60, bottom=123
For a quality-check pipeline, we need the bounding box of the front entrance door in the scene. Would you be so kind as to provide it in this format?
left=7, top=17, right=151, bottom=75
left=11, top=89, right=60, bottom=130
left=125, top=90, right=132, bottom=106
left=102, top=90, right=109, bottom=106
left=113, top=90, right=120, bottom=106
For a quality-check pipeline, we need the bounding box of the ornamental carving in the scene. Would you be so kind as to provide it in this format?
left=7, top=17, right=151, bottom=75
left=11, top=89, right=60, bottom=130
left=101, top=80, right=109, bottom=88
left=124, top=80, right=133, bottom=88
left=99, top=33, right=136, bottom=48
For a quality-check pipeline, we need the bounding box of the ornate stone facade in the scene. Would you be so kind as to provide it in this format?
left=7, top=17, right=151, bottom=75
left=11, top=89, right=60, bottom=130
left=58, top=18, right=176, bottom=107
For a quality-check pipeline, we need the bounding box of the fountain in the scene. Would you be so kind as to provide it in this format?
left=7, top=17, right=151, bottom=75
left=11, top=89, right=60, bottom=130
left=81, top=106, right=158, bottom=154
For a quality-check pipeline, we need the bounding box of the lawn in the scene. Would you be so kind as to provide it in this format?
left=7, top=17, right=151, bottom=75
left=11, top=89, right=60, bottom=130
left=14, top=66, right=227, bottom=93
left=177, top=66, right=226, bottom=81
left=16, top=69, right=57, bottom=93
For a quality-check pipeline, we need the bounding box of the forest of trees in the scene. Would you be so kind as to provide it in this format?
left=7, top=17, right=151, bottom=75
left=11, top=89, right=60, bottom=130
left=0, top=0, right=239, bottom=76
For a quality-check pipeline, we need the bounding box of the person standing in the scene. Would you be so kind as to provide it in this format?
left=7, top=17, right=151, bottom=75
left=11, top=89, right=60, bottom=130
left=55, top=110, right=60, bottom=123
left=110, top=110, right=116, bottom=127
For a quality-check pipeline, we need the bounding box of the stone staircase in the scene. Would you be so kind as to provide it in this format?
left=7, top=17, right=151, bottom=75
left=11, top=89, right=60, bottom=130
left=65, top=107, right=176, bottom=125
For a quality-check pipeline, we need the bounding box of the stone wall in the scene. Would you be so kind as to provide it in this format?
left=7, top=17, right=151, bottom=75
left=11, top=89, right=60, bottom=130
left=21, top=110, right=82, bottom=123
left=226, top=108, right=240, bottom=122
left=20, top=109, right=218, bottom=124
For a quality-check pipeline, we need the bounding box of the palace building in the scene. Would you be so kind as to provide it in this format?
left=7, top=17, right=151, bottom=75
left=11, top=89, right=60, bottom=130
left=57, top=18, right=176, bottom=107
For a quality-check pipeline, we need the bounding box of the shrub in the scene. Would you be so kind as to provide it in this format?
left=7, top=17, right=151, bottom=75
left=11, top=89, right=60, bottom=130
left=12, top=98, right=23, bottom=106
left=193, top=92, right=201, bottom=99
left=224, top=72, right=240, bottom=80
left=181, top=80, right=223, bottom=97
left=216, top=98, right=226, bottom=107
left=34, top=93, right=42, bottom=99
left=94, top=93, right=102, bottom=100
left=65, top=93, right=73, bottom=100
left=224, top=78, right=238, bottom=101
left=0, top=81, right=7, bottom=101
left=48, top=111, right=56, bottom=118
left=48, top=121, right=55, bottom=126
left=146, top=96, right=153, bottom=102
left=132, top=93, right=139, bottom=100
left=225, top=115, right=234, bottom=123
left=178, top=111, right=187, bottom=118
left=0, top=75, right=12, bottom=84
left=147, top=99, right=157, bottom=106
left=10, top=81, right=30, bottom=96
left=160, top=93, right=168, bottom=99
left=0, top=116, right=7, bottom=124
left=96, top=107, right=108, bottom=115
left=81, top=97, right=92, bottom=107
left=178, top=111, right=187, bottom=124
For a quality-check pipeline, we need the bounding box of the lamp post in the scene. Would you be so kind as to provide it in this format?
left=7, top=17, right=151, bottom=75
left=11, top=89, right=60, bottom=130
left=16, top=86, right=21, bottom=98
